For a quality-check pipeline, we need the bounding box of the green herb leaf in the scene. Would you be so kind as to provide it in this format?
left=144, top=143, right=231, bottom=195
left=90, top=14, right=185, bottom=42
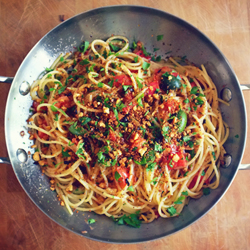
left=137, top=97, right=143, bottom=107
left=154, top=143, right=163, bottom=152
left=136, top=77, right=143, bottom=89
left=109, top=43, right=120, bottom=52
left=115, top=171, right=121, bottom=181
left=212, top=151, right=216, bottom=160
left=183, top=136, right=191, bottom=142
left=79, top=117, right=91, bottom=126
left=174, top=196, right=185, bottom=205
left=150, top=177, right=158, bottom=185
left=88, top=218, right=96, bottom=224
left=122, top=85, right=132, bottom=92
left=142, top=61, right=150, bottom=70
left=203, top=188, right=210, bottom=196
left=62, top=147, right=70, bottom=157
left=50, top=104, right=58, bottom=112
left=201, top=170, right=205, bottom=176
left=182, top=191, right=188, bottom=196
left=190, top=86, right=199, bottom=95
left=167, top=206, right=176, bottom=216
left=79, top=59, right=90, bottom=65
left=196, top=96, right=204, bottom=105
left=157, top=35, right=164, bottom=41
left=45, top=67, right=53, bottom=72
left=58, top=85, right=67, bottom=94
left=127, top=186, right=134, bottom=192
left=112, top=211, right=141, bottom=228
left=134, top=56, right=138, bottom=63
left=97, top=82, right=104, bottom=88
left=146, top=162, right=156, bottom=172
left=54, top=114, right=59, bottom=121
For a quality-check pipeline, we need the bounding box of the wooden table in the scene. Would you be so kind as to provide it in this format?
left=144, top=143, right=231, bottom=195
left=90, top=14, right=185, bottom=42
left=1, top=1, right=250, bottom=249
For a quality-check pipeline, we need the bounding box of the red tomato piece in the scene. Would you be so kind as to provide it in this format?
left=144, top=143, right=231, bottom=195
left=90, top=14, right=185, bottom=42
left=54, top=95, right=71, bottom=109
left=135, top=50, right=151, bottom=60
left=123, top=91, right=133, bottom=103
left=163, top=98, right=180, bottom=113
left=113, top=74, right=132, bottom=87
left=116, top=167, right=129, bottom=189
left=147, top=81, right=159, bottom=95
left=38, top=130, right=49, bottom=140
left=161, top=146, right=187, bottom=170
left=153, top=66, right=172, bottom=82
left=72, top=138, right=79, bottom=145
left=188, top=172, right=210, bottom=189
left=190, top=82, right=196, bottom=88
left=32, top=101, right=47, bottom=113
left=109, top=130, right=117, bottom=142
left=129, top=132, right=146, bottom=149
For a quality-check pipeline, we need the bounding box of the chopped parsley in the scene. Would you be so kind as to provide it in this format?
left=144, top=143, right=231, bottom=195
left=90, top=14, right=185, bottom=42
left=87, top=218, right=96, bottom=224
left=97, top=82, right=104, bottom=88
left=62, top=147, right=70, bottom=157
left=142, top=61, right=150, bottom=70
left=190, top=86, right=199, bottom=95
left=112, top=211, right=141, bottom=228
left=115, top=171, right=121, bottom=181
left=174, top=196, right=185, bottom=205
left=167, top=206, right=176, bottom=216
left=78, top=41, right=89, bottom=54
left=157, top=35, right=164, bottom=41
left=203, top=188, right=210, bottom=196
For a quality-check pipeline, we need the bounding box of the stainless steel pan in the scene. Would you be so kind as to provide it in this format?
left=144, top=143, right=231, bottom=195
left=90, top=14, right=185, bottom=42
left=1, top=5, right=249, bottom=243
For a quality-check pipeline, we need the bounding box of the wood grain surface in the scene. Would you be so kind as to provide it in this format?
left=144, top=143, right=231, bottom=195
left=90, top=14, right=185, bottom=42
left=1, top=0, right=250, bottom=249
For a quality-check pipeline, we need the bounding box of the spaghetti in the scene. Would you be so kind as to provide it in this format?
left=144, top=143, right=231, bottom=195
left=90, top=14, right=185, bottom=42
left=28, top=36, right=229, bottom=225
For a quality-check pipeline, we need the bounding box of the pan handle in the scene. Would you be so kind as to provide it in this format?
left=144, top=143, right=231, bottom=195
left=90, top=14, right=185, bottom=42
left=0, top=157, right=11, bottom=164
left=240, top=84, right=250, bottom=90
left=239, top=84, right=250, bottom=170
left=238, top=164, right=250, bottom=170
left=0, top=76, right=13, bottom=84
